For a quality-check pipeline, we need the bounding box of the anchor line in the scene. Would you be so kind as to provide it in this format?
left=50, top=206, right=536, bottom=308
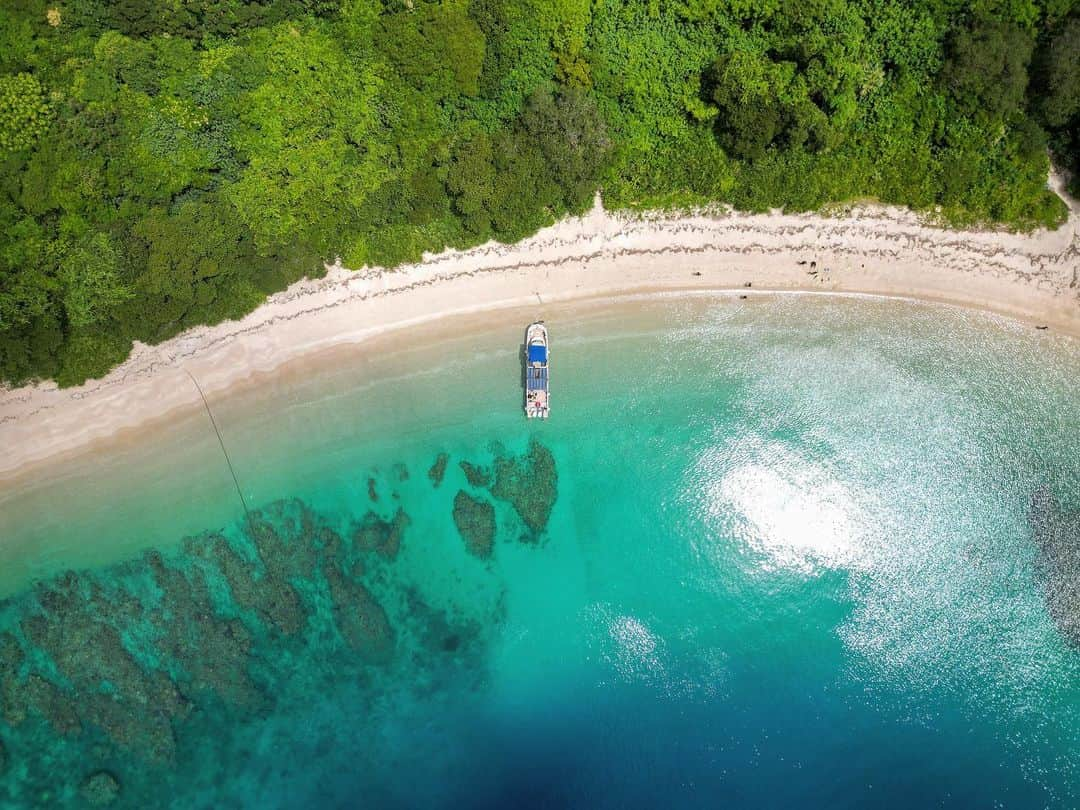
left=184, top=369, right=255, bottom=535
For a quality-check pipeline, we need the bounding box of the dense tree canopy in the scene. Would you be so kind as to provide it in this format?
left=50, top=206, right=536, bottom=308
left=0, top=0, right=1077, bottom=386
left=942, top=16, right=1034, bottom=122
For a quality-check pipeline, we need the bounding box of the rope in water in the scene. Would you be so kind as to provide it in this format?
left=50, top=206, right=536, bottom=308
left=184, top=368, right=254, bottom=534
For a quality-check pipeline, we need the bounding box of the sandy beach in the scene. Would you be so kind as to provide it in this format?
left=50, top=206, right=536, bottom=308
left=2, top=183, right=1078, bottom=481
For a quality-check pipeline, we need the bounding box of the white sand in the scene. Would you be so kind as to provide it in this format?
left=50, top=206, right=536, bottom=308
left=2, top=183, right=1078, bottom=481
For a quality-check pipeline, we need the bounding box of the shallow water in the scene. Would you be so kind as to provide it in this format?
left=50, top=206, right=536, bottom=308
left=1, top=294, right=1078, bottom=808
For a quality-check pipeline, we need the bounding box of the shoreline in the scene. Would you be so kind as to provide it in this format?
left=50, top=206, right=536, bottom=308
left=2, top=190, right=1078, bottom=482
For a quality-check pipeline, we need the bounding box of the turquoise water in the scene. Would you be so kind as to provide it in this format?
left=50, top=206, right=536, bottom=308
left=1, top=294, right=1078, bottom=808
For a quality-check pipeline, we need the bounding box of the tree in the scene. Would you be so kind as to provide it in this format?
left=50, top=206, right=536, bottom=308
left=0, top=0, right=1074, bottom=387
left=1032, top=17, right=1080, bottom=128
left=226, top=23, right=388, bottom=255
left=58, top=233, right=132, bottom=328
left=520, top=86, right=611, bottom=211
left=376, top=0, right=486, bottom=99
left=941, top=17, right=1034, bottom=122
left=0, top=73, right=50, bottom=154
left=706, top=50, right=831, bottom=161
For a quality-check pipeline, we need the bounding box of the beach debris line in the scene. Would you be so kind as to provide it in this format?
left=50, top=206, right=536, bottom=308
left=524, top=321, right=550, bottom=419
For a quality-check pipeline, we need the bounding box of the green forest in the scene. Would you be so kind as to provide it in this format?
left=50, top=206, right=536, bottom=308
left=1, top=0, right=1079, bottom=386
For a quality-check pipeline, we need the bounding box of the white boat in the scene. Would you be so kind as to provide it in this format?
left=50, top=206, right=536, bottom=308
left=524, top=322, right=549, bottom=419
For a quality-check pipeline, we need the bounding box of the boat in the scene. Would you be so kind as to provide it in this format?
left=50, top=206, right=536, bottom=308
left=524, top=321, right=549, bottom=419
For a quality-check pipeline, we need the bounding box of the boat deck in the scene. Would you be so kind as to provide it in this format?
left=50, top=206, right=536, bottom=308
left=525, top=322, right=549, bottom=419
left=526, top=365, right=548, bottom=391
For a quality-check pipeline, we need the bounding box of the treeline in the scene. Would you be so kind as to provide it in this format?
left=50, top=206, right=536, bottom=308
left=1, top=0, right=1078, bottom=386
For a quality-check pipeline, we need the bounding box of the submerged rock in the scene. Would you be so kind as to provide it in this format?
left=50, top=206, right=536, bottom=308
left=324, top=563, right=394, bottom=662
left=428, top=452, right=449, bottom=487
left=146, top=550, right=259, bottom=712
left=23, top=570, right=181, bottom=760
left=188, top=533, right=303, bottom=637
left=0, top=493, right=503, bottom=802
left=1030, top=486, right=1080, bottom=646
left=402, top=587, right=485, bottom=662
left=0, top=632, right=26, bottom=726
left=353, top=507, right=410, bottom=560
left=490, top=438, right=558, bottom=537
left=459, top=460, right=491, bottom=488
left=22, top=674, right=80, bottom=736
left=452, top=491, right=496, bottom=559
left=80, top=770, right=120, bottom=806
left=248, top=499, right=328, bottom=582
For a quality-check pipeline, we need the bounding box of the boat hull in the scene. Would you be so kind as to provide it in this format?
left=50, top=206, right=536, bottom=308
left=524, top=322, right=549, bottom=419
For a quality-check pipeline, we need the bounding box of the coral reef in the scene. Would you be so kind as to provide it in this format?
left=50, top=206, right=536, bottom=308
left=21, top=674, right=80, bottom=736
left=0, top=471, right=505, bottom=807
left=0, top=632, right=26, bottom=726
left=145, top=550, right=259, bottom=710
left=457, top=439, right=559, bottom=541
left=1030, top=486, right=1080, bottom=646
left=0, top=499, right=372, bottom=790
left=459, top=460, right=492, bottom=488
left=352, top=508, right=410, bottom=560
left=324, top=563, right=394, bottom=663
left=22, top=571, right=182, bottom=760
left=187, top=534, right=303, bottom=637
left=79, top=770, right=120, bottom=807
left=428, top=453, right=449, bottom=487
left=452, top=491, right=497, bottom=559
left=490, top=439, right=558, bottom=537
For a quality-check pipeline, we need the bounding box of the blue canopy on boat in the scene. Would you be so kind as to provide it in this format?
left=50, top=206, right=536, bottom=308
left=528, top=344, right=547, bottom=363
